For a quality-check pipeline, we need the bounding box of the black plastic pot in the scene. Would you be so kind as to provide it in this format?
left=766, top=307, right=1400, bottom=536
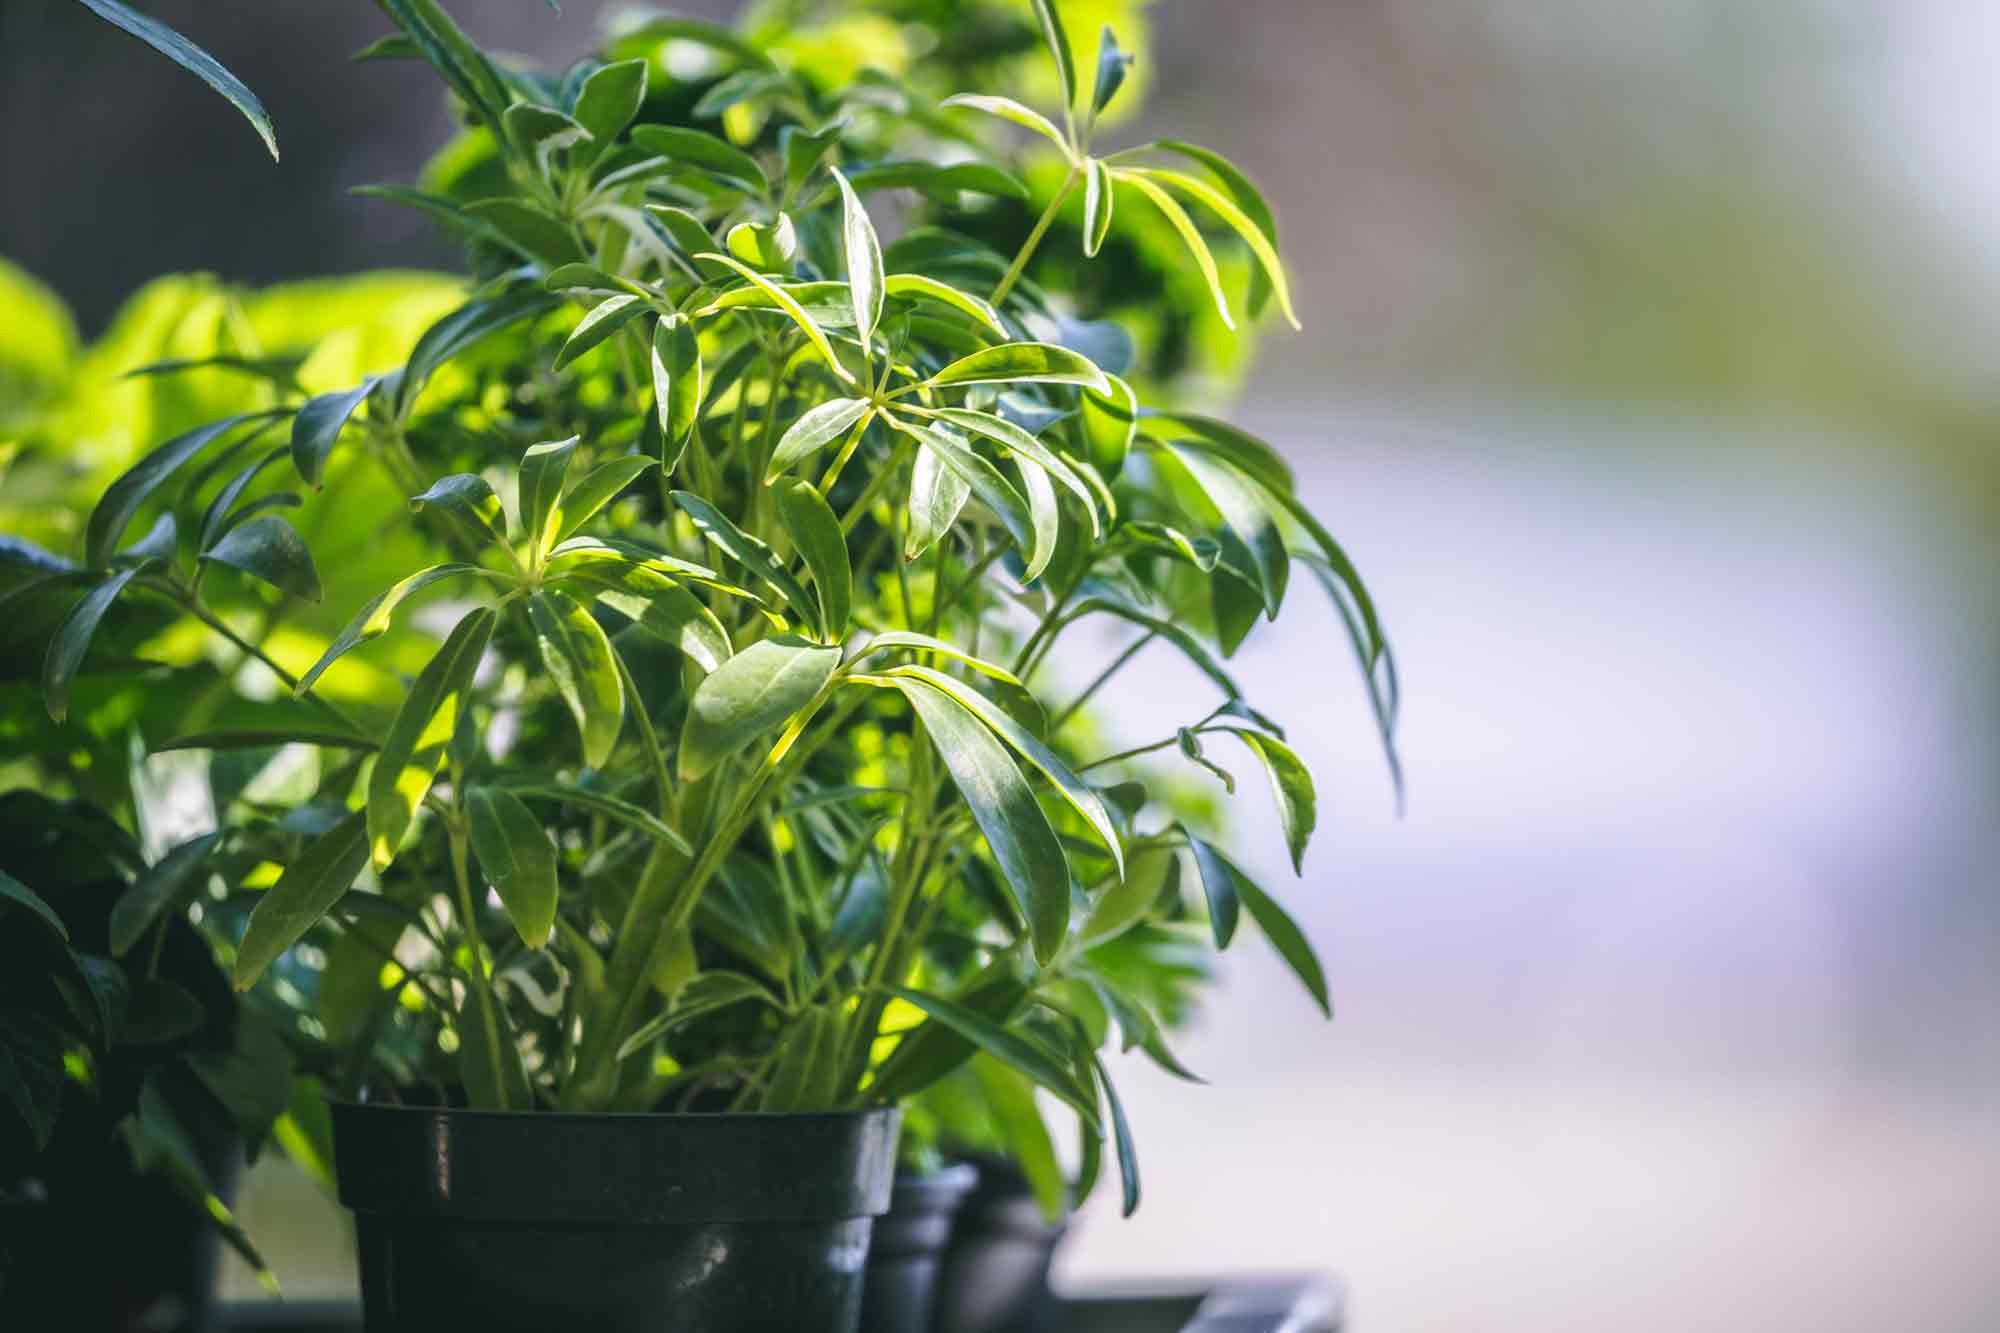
left=331, top=1103, right=899, bottom=1333
left=859, top=1164, right=981, bottom=1333
left=932, top=1156, right=1070, bottom=1333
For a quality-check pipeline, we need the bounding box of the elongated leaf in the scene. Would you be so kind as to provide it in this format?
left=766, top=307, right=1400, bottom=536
left=1297, top=551, right=1402, bottom=803
left=290, top=380, right=376, bottom=486
left=0, top=871, right=68, bottom=942
left=888, top=665, right=1121, bottom=876
left=651, top=313, right=703, bottom=451
left=1091, top=25, right=1133, bottom=118
left=115, top=511, right=179, bottom=567
left=394, top=288, right=558, bottom=421
left=1182, top=831, right=1240, bottom=949
left=1080, top=844, right=1177, bottom=946
left=366, top=608, right=495, bottom=870
left=695, top=253, right=855, bottom=383
left=781, top=121, right=842, bottom=193
left=761, top=1005, right=841, bottom=1113
left=502, top=783, right=692, bottom=856
left=410, top=473, right=508, bottom=551
left=629, top=125, right=767, bottom=195
left=885, top=986, right=1097, bottom=1126
left=922, top=407, right=1099, bottom=533
left=766, top=397, right=872, bottom=481
left=298, top=563, right=495, bottom=693
left=1094, top=1054, right=1141, bottom=1216
left=973, top=1055, right=1066, bottom=1219
left=851, top=633, right=1021, bottom=683
left=1216, top=728, right=1316, bottom=873
left=201, top=515, right=321, bottom=602
left=86, top=411, right=278, bottom=569
left=571, top=58, right=648, bottom=156
left=466, top=786, right=559, bottom=948
left=672, top=491, right=816, bottom=626
left=1066, top=596, right=1240, bottom=698
left=613, top=971, right=775, bottom=1062
left=77, top=0, right=278, bottom=160
left=904, top=436, right=969, bottom=561
left=1157, top=442, right=1288, bottom=616
left=892, top=675, right=1070, bottom=963
left=43, top=569, right=140, bottom=722
left=456, top=972, right=532, bottom=1112
left=108, top=833, right=219, bottom=958
left=883, top=273, right=1007, bottom=336
left=528, top=591, right=625, bottom=769
left=197, top=449, right=283, bottom=552
left=924, top=341, right=1109, bottom=394
left=1115, top=170, right=1234, bottom=329
left=353, top=183, right=532, bottom=259
left=554, top=455, right=658, bottom=544
left=1235, top=869, right=1330, bottom=1017
left=1030, top=0, right=1077, bottom=114
left=1083, top=158, right=1113, bottom=257
left=377, top=0, right=511, bottom=132
left=555, top=294, right=647, bottom=371
left=942, top=95, right=1072, bottom=159
left=678, top=637, right=840, bottom=782
left=829, top=167, right=885, bottom=346
left=1156, top=139, right=1282, bottom=318
left=517, top=436, right=578, bottom=561
left=834, top=160, right=1030, bottom=203
left=153, top=727, right=373, bottom=753
left=1142, top=167, right=1299, bottom=330
left=776, top=481, right=851, bottom=640
left=883, top=417, right=1041, bottom=578
left=505, top=103, right=591, bottom=162
left=555, top=559, right=729, bottom=672
left=234, top=810, right=367, bottom=988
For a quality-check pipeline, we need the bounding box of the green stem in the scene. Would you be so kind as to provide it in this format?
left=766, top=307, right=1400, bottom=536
left=1052, top=630, right=1155, bottom=733
left=159, top=585, right=366, bottom=735
left=447, top=817, right=514, bottom=1110
left=1076, top=736, right=1178, bottom=774
left=990, top=166, right=1080, bottom=309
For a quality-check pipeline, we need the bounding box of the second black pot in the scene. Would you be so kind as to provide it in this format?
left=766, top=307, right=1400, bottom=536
left=931, top=1156, right=1069, bottom=1333
left=331, top=1102, right=899, bottom=1333
left=858, top=1163, right=981, bottom=1333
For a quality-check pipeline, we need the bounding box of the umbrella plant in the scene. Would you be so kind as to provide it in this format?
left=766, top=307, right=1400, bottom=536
left=15, top=0, right=1398, bottom=1221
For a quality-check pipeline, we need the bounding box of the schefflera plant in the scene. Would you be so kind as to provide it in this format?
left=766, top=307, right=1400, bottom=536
left=34, top=0, right=1397, bottom=1215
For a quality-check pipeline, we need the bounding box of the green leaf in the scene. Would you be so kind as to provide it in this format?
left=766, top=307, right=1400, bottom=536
left=940, top=95, right=1073, bottom=158
left=1094, top=1054, right=1141, bottom=1216
left=760, top=1005, right=842, bottom=1113
left=884, top=986, right=1098, bottom=1126
left=1182, top=830, right=1240, bottom=949
left=695, top=252, right=855, bottom=383
left=850, top=632, right=1021, bottom=684
left=651, top=313, right=703, bottom=452
left=766, top=397, right=872, bottom=482
left=972, top=1055, right=1066, bottom=1219
left=77, top=0, right=278, bottom=160
left=393, top=288, right=558, bottom=422
left=672, top=491, right=816, bottom=627
left=352, top=183, right=535, bottom=260
left=629, top=125, right=768, bottom=195
left=504, top=103, right=591, bottom=162
left=1297, top=551, right=1402, bottom=805
left=1066, top=595, right=1240, bottom=698
left=553, top=454, right=658, bottom=544
left=1115, top=169, right=1234, bottom=330
left=1080, top=843, right=1177, bottom=947
left=833, top=161, right=1029, bottom=203
left=153, top=727, right=374, bottom=753
left=904, top=434, right=969, bottom=562
left=466, top=786, right=559, bottom=949
left=890, top=675, right=1070, bottom=963
left=921, top=407, right=1100, bottom=533
left=643, top=205, right=727, bottom=278
left=455, top=972, right=532, bottom=1112
left=1157, top=442, right=1288, bottom=616
left=186, top=1015, right=292, bottom=1159
left=43, top=568, right=141, bottom=723
left=1216, top=728, right=1316, bottom=873
left=1142, top=167, right=1299, bottom=330
left=376, top=0, right=511, bottom=133
left=1154, top=139, right=1283, bottom=319
left=1080, top=375, right=1136, bottom=478
left=527, top=591, right=625, bottom=770
left=606, top=14, right=778, bottom=71
left=555, top=294, right=647, bottom=371
left=1091, top=25, right=1133, bottom=118
left=923, top=341, right=1110, bottom=394
left=517, top=436, right=578, bottom=561
left=830, top=167, right=885, bottom=347
left=86, top=411, right=279, bottom=569
left=108, top=833, right=219, bottom=958
left=502, top=783, right=692, bottom=857
left=464, top=199, right=585, bottom=265
left=572, top=59, right=648, bottom=157
left=0, top=870, right=69, bottom=942
left=776, top=480, right=851, bottom=640
left=613, top=971, right=776, bottom=1062
left=1029, top=0, right=1078, bottom=116
left=1235, top=869, right=1330, bottom=1017
left=887, top=664, right=1122, bottom=877
left=120, top=978, right=206, bottom=1043
left=366, top=608, right=495, bottom=870
left=883, top=417, right=1041, bottom=579
left=882, top=273, right=1007, bottom=336
left=780, top=122, right=843, bottom=194
left=200, top=515, right=322, bottom=602
left=0, top=1012, right=68, bottom=1150
left=297, top=563, right=497, bottom=693
left=410, top=473, right=509, bottom=551
left=678, top=637, right=840, bottom=782
left=234, top=809, right=368, bottom=988
left=554, top=559, right=729, bottom=673
left=1082, top=158, right=1113, bottom=257
left=290, top=380, right=376, bottom=486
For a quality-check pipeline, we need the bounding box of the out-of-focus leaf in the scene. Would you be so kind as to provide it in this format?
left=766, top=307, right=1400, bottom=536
left=86, top=412, right=280, bottom=570
left=108, top=833, right=219, bottom=958
left=366, top=608, right=495, bottom=870
left=466, top=785, right=559, bottom=948
left=297, top=563, right=498, bottom=694
left=885, top=986, right=1098, bottom=1126
left=43, top=569, right=141, bottom=723
left=201, top=515, right=322, bottom=602
left=234, top=809, right=368, bottom=989
left=290, top=380, right=376, bottom=486
left=527, top=591, right=625, bottom=770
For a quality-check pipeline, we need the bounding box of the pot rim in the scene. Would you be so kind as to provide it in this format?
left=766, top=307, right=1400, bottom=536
left=328, top=1098, right=897, bottom=1125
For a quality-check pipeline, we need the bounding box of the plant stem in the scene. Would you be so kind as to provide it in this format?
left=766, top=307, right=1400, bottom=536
left=989, top=165, right=1080, bottom=309
left=447, top=817, right=514, bottom=1110
left=155, top=583, right=366, bottom=735
left=1076, top=735, right=1178, bottom=773
left=1052, top=630, right=1155, bottom=733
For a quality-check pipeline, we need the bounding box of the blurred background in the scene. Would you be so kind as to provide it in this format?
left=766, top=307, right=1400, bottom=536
left=6, top=1, right=1999, bottom=1329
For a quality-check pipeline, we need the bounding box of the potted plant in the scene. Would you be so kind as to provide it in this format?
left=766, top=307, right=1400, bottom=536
left=11, top=0, right=1396, bottom=1328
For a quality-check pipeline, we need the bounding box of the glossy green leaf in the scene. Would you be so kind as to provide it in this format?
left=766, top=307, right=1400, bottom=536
left=86, top=411, right=278, bottom=570
left=527, top=591, right=625, bottom=770
left=410, top=472, right=509, bottom=551
left=851, top=633, right=1021, bottom=684
left=776, top=480, right=851, bottom=640
left=464, top=198, right=585, bottom=265
left=923, top=341, right=1109, bottom=394
left=613, top=971, right=776, bottom=1062
left=298, top=563, right=497, bottom=693
left=504, top=103, right=591, bottom=161
left=891, top=675, right=1070, bottom=963
left=366, top=608, right=495, bottom=870
left=1155, top=138, right=1283, bottom=319
left=629, top=125, right=768, bottom=195
left=393, top=288, right=558, bottom=421
left=780, top=122, right=843, bottom=194
left=1217, top=728, right=1316, bottom=873
left=1142, top=167, right=1299, bottom=330
left=922, top=408, right=1099, bottom=533
left=290, top=381, right=376, bottom=486
left=1158, top=442, right=1288, bottom=616
left=678, top=637, right=840, bottom=782
left=553, top=455, right=658, bottom=544
left=571, top=59, right=648, bottom=158
left=114, top=511, right=178, bottom=567
left=1091, top=25, right=1133, bottom=118
left=904, top=435, right=969, bottom=562
left=466, top=786, right=559, bottom=948
left=1029, top=0, right=1077, bottom=114
left=672, top=491, right=816, bottom=626
left=725, top=214, right=797, bottom=270
left=833, top=160, right=1030, bottom=203
left=0, top=871, right=69, bottom=942
left=882, top=273, right=1007, bottom=336
left=651, top=313, right=703, bottom=450
left=108, top=833, right=219, bottom=958
left=695, top=253, right=855, bottom=383
left=766, top=397, right=872, bottom=481
left=234, top=809, right=368, bottom=989
left=883, top=417, right=1041, bottom=579
left=973, top=1055, right=1066, bottom=1219
left=1115, top=170, right=1234, bottom=329
left=1298, top=551, right=1402, bottom=804
left=77, top=0, right=278, bottom=160
left=884, top=986, right=1098, bottom=1126
left=1182, top=831, right=1240, bottom=949
left=554, top=559, right=729, bottom=673
left=1094, top=1054, right=1141, bottom=1216
left=200, top=515, right=321, bottom=602
left=516, top=436, right=578, bottom=561
left=1082, top=158, right=1113, bottom=257
left=555, top=294, right=647, bottom=371
left=43, top=569, right=140, bottom=723
left=502, top=783, right=692, bottom=857
left=940, top=95, right=1072, bottom=159
left=1235, top=869, right=1330, bottom=1017
left=376, top=0, right=511, bottom=132
left=643, top=205, right=727, bottom=278
left=1080, top=844, right=1177, bottom=947
left=830, top=167, right=885, bottom=347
